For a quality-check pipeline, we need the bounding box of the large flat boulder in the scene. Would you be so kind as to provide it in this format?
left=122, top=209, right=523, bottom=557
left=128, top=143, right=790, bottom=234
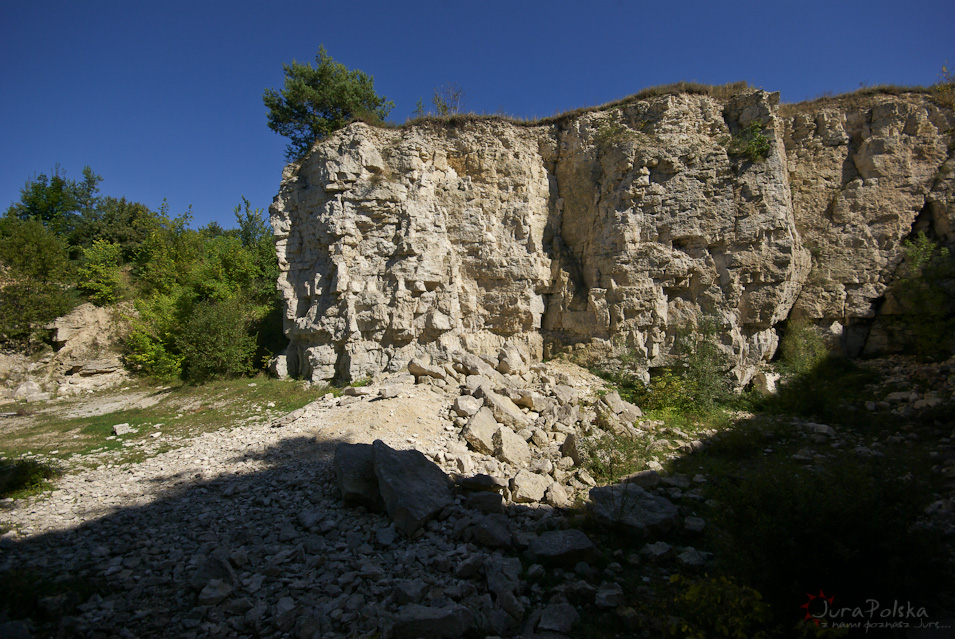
left=333, top=443, right=383, bottom=511
left=373, top=439, right=453, bottom=537
left=391, top=604, right=474, bottom=639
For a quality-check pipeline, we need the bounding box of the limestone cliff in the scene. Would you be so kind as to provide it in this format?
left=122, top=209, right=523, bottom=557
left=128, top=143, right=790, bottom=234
left=270, top=87, right=954, bottom=384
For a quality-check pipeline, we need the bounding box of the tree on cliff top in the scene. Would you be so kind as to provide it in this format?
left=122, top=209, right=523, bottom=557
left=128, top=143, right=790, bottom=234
left=263, top=46, right=394, bottom=160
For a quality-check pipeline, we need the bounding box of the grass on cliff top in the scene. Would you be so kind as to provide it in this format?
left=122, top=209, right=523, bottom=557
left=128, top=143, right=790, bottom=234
left=351, top=81, right=753, bottom=133
left=353, top=79, right=948, bottom=138
left=779, top=83, right=942, bottom=116
left=0, top=376, right=331, bottom=475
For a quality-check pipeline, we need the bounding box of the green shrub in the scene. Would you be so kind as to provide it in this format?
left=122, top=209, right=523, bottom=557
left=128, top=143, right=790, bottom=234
left=778, top=318, right=828, bottom=375
left=77, top=239, right=123, bottom=305
left=710, top=456, right=946, bottom=622
left=123, top=293, right=184, bottom=380
left=637, top=368, right=696, bottom=412
left=594, top=120, right=634, bottom=150
left=0, top=216, right=77, bottom=350
left=176, top=299, right=256, bottom=383
left=753, top=355, right=876, bottom=425
left=728, top=122, right=771, bottom=162
left=605, top=316, right=734, bottom=416
left=887, top=232, right=955, bottom=358
left=0, top=280, right=77, bottom=351
left=636, top=315, right=733, bottom=413
left=0, top=217, right=70, bottom=282
left=665, top=574, right=771, bottom=639
left=934, top=63, right=955, bottom=109
left=0, top=459, right=59, bottom=499
left=580, top=425, right=650, bottom=484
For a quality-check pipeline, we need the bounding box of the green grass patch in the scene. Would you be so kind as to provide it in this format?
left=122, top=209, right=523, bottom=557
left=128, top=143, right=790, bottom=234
left=748, top=356, right=883, bottom=426
left=0, top=376, right=330, bottom=468
left=0, top=458, right=60, bottom=499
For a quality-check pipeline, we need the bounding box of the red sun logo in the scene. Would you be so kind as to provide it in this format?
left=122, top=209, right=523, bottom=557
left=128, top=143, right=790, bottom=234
left=800, top=589, right=835, bottom=625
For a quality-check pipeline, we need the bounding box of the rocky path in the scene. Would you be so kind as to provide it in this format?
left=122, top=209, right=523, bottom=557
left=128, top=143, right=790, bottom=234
left=0, top=356, right=628, bottom=639
left=3, top=352, right=954, bottom=639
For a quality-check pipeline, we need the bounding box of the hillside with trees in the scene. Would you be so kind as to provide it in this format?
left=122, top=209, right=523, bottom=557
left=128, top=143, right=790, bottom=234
left=0, top=166, right=283, bottom=383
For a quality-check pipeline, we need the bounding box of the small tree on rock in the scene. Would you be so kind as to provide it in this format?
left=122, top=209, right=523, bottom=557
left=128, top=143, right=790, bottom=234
left=263, top=46, right=394, bottom=160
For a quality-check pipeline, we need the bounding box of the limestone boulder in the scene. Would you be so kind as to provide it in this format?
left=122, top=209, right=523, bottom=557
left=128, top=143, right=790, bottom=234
left=493, top=426, right=531, bottom=467
left=588, top=483, right=679, bottom=537
left=391, top=604, right=474, bottom=639
left=474, top=386, right=529, bottom=430
left=372, top=440, right=453, bottom=536
left=526, top=529, right=599, bottom=567
left=509, top=469, right=551, bottom=503
left=462, top=407, right=498, bottom=455
left=333, top=443, right=383, bottom=511
left=601, top=390, right=643, bottom=422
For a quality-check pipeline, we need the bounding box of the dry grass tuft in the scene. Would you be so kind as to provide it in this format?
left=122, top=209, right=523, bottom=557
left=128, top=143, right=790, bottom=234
left=778, top=84, right=938, bottom=117
left=353, top=81, right=754, bottom=134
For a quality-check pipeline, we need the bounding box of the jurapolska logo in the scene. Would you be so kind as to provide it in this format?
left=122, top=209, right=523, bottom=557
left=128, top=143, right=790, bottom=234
left=799, top=590, right=948, bottom=633
left=800, top=589, right=835, bottom=626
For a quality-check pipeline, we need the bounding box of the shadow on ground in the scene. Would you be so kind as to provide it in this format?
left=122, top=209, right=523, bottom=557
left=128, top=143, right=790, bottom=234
left=0, top=432, right=353, bottom=638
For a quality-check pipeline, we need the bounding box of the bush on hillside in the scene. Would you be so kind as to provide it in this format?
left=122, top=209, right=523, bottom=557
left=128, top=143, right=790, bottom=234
left=176, top=299, right=256, bottom=383
left=77, top=240, right=124, bottom=305
left=777, top=318, right=828, bottom=375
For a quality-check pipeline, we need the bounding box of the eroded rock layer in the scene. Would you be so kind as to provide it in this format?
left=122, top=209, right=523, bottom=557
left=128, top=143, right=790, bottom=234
left=271, top=89, right=954, bottom=383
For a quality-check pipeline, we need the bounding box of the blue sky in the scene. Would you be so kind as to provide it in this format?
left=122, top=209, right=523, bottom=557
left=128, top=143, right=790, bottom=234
left=2, top=0, right=952, bottom=229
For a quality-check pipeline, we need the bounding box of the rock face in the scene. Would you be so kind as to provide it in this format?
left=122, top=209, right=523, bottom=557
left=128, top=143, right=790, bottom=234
left=271, top=88, right=954, bottom=383
left=0, top=302, right=130, bottom=404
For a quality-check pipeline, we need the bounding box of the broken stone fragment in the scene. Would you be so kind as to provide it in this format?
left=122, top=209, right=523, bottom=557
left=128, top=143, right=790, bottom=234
left=475, top=386, right=528, bottom=430
left=189, top=550, right=236, bottom=591
left=493, top=425, right=531, bottom=466
left=678, top=547, right=706, bottom=567
left=408, top=358, right=446, bottom=380
left=525, top=529, right=598, bottom=567
left=551, top=384, right=579, bottom=406
left=112, top=423, right=136, bottom=436
left=559, top=432, right=584, bottom=466
left=544, top=482, right=571, bottom=507
left=588, top=483, right=679, bottom=536
left=197, top=578, right=233, bottom=606
left=462, top=407, right=498, bottom=455
left=622, top=469, right=661, bottom=489
left=470, top=513, right=513, bottom=548
left=496, top=347, right=526, bottom=375
left=595, top=582, right=626, bottom=608
left=601, top=390, right=643, bottom=422
left=464, top=491, right=505, bottom=514
left=509, top=469, right=551, bottom=503
left=456, top=473, right=508, bottom=492
left=537, top=602, right=580, bottom=634
left=452, top=394, right=483, bottom=417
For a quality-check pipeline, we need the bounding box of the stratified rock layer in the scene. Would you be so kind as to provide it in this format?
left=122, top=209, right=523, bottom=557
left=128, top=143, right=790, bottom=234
left=271, top=88, right=954, bottom=383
